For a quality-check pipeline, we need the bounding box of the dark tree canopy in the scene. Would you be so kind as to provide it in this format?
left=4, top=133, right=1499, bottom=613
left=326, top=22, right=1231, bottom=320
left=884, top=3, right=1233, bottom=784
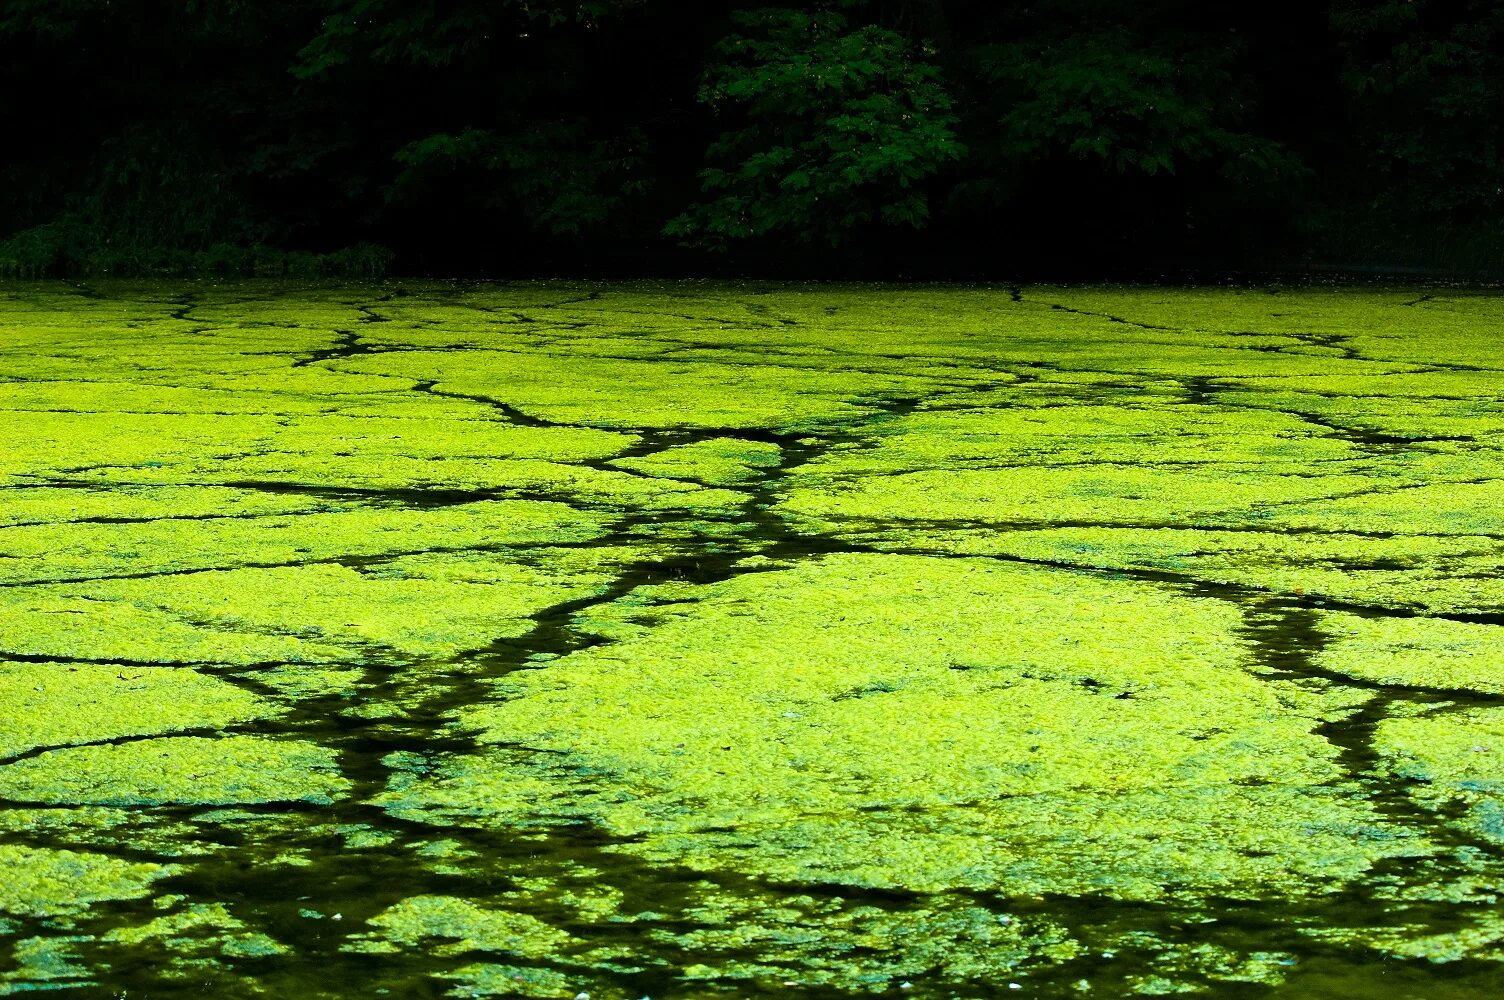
left=666, top=7, right=964, bottom=247
left=1, top=0, right=1500, bottom=277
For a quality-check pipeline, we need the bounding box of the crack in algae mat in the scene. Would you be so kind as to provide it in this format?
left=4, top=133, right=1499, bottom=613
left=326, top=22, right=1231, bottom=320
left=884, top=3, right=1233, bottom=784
left=2, top=283, right=1504, bottom=999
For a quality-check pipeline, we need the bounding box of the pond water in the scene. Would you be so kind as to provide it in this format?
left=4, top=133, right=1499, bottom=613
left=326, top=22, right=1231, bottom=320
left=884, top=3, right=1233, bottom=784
left=2, top=282, right=1503, bottom=997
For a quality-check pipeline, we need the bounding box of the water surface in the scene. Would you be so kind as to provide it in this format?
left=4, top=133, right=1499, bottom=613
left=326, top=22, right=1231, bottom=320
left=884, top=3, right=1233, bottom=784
left=2, top=282, right=1503, bottom=997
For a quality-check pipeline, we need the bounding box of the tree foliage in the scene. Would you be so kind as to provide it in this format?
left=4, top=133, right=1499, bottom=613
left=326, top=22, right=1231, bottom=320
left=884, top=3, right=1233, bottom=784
left=1333, top=0, right=1504, bottom=219
left=0, top=0, right=1499, bottom=274
left=669, top=7, right=963, bottom=247
left=969, top=6, right=1299, bottom=181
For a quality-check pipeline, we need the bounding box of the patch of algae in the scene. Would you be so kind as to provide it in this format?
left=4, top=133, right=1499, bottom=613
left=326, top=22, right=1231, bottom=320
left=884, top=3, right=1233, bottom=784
left=1268, top=478, right=1504, bottom=537
left=244, top=413, right=631, bottom=463
left=1374, top=708, right=1504, bottom=844
left=423, top=553, right=1416, bottom=899
left=345, top=895, right=571, bottom=958
left=8, top=284, right=1504, bottom=994
left=0, top=409, right=286, bottom=484
left=10, top=395, right=764, bottom=511
left=860, top=524, right=1504, bottom=616
left=0, top=663, right=270, bottom=758
left=780, top=462, right=1383, bottom=529
left=0, top=498, right=608, bottom=585
left=344, top=348, right=935, bottom=430
left=151, top=454, right=754, bottom=511
left=75, top=555, right=618, bottom=659
left=1117, top=945, right=1297, bottom=996
left=0, top=484, right=348, bottom=528
left=0, top=844, right=175, bottom=919
left=1307, top=909, right=1504, bottom=966
left=664, top=890, right=1081, bottom=990
left=442, top=963, right=575, bottom=999
left=0, top=735, right=347, bottom=806
left=103, top=902, right=286, bottom=961
left=252, top=664, right=366, bottom=700
left=0, top=807, right=213, bottom=860
left=1018, top=285, right=1504, bottom=365
left=608, top=436, right=783, bottom=485
left=0, top=376, right=370, bottom=417
left=1284, top=705, right=1504, bottom=966
left=1316, top=614, right=1504, bottom=694
left=0, top=590, right=350, bottom=664
left=1215, top=386, right=1504, bottom=443
left=812, top=403, right=1363, bottom=475
left=0, top=935, right=93, bottom=994
left=1246, top=370, right=1504, bottom=400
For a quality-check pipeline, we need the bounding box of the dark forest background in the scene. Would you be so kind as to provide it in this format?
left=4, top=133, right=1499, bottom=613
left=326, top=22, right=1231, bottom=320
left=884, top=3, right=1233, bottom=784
left=2, top=0, right=1501, bottom=279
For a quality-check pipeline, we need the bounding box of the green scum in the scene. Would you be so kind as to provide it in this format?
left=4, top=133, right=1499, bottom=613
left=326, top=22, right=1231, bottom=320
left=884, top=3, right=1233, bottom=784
left=2, top=282, right=1503, bottom=996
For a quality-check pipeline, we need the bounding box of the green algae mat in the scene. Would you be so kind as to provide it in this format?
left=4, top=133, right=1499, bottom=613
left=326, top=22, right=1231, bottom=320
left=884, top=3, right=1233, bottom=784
left=3, top=283, right=1504, bottom=998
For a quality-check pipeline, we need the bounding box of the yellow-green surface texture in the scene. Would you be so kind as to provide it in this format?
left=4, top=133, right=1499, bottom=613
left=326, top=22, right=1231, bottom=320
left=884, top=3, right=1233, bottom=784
left=2, top=282, right=1504, bottom=998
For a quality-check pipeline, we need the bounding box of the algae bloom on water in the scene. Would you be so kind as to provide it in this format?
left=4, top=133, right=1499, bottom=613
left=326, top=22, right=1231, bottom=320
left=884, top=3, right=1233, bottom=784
left=3, top=282, right=1504, bottom=997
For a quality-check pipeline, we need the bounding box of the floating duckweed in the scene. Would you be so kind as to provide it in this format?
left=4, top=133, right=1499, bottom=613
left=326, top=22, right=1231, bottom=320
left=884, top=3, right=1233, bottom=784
left=347, top=895, right=572, bottom=958
left=0, top=735, right=347, bottom=806
left=0, top=499, right=608, bottom=586
left=78, top=558, right=617, bottom=658
left=0, top=663, right=269, bottom=758
left=0, top=589, right=351, bottom=663
left=665, top=891, right=1081, bottom=990
left=0, top=935, right=93, bottom=993
left=104, top=903, right=288, bottom=960
left=5, top=283, right=1504, bottom=995
left=444, top=962, right=575, bottom=999
left=446, top=553, right=1414, bottom=898
left=344, top=349, right=927, bottom=430
left=1317, top=614, right=1504, bottom=694
left=609, top=436, right=783, bottom=485
left=1374, top=708, right=1504, bottom=844
left=0, top=484, right=344, bottom=528
left=0, top=845, right=175, bottom=918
